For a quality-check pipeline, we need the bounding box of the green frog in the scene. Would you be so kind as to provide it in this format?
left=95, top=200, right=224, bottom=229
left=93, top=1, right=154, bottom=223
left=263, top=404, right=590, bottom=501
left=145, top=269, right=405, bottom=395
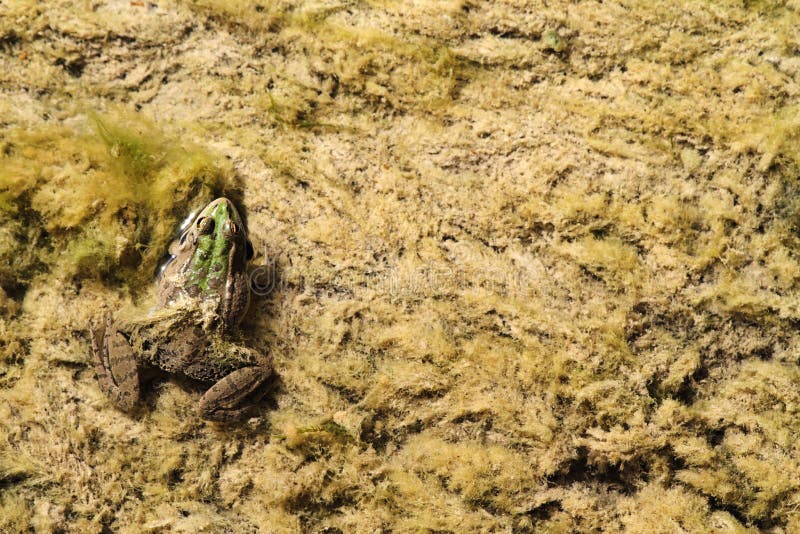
left=91, top=197, right=273, bottom=421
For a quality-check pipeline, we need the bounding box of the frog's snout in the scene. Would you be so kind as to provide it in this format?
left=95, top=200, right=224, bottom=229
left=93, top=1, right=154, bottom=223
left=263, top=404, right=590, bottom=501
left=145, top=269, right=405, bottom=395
left=206, top=197, right=235, bottom=212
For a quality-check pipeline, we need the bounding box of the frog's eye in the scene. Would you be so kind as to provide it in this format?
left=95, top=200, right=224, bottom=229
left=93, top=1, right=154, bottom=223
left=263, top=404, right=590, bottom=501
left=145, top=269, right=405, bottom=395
left=230, top=221, right=240, bottom=235
left=197, top=217, right=215, bottom=235
left=245, top=239, right=254, bottom=260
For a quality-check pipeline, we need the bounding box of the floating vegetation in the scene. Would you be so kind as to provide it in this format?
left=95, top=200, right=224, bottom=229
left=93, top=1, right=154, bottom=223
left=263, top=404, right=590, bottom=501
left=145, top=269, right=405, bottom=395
left=0, top=113, right=233, bottom=293
left=3, top=0, right=800, bottom=531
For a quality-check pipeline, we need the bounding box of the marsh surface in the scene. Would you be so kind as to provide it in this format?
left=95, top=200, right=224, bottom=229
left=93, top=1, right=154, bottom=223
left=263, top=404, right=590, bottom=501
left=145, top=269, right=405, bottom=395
left=2, top=1, right=800, bottom=531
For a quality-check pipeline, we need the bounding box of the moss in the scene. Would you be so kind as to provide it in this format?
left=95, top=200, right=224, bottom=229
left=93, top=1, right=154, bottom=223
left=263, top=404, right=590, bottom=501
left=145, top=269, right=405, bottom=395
left=191, top=0, right=461, bottom=119
left=745, top=107, right=800, bottom=171
left=5, top=0, right=800, bottom=531
left=619, top=484, right=731, bottom=534
left=558, top=235, right=641, bottom=290
left=92, top=113, right=168, bottom=180
left=542, top=30, right=567, bottom=54
left=671, top=360, right=800, bottom=523
left=0, top=492, right=34, bottom=534
left=0, top=114, right=233, bottom=293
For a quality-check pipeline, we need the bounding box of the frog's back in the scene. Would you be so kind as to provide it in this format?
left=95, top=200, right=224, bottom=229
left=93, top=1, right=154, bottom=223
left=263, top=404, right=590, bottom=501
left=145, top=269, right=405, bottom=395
left=119, top=305, right=206, bottom=373
left=124, top=303, right=259, bottom=383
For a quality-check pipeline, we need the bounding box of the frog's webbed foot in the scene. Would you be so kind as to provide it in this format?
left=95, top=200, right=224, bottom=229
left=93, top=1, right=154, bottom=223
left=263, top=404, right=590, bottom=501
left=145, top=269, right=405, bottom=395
left=197, top=362, right=273, bottom=422
left=91, top=313, right=141, bottom=412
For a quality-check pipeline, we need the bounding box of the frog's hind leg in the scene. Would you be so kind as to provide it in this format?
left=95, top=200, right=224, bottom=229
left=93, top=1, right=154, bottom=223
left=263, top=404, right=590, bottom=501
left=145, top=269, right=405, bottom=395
left=195, top=363, right=273, bottom=422
left=92, top=314, right=142, bottom=412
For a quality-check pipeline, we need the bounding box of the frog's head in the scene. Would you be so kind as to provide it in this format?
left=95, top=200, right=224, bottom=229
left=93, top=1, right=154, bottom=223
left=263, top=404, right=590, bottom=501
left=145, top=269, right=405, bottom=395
left=159, top=197, right=254, bottom=328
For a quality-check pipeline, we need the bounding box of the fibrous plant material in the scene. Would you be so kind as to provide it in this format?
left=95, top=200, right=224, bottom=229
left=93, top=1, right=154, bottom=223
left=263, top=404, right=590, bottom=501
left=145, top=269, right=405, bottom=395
left=2, top=0, right=800, bottom=531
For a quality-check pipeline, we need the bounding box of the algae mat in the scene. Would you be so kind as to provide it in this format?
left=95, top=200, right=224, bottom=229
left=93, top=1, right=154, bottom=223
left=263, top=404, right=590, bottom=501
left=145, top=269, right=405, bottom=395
left=2, top=0, right=800, bottom=531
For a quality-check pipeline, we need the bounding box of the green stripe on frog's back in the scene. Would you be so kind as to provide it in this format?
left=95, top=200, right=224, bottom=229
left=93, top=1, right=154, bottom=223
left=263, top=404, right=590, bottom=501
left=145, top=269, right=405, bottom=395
left=186, top=201, right=232, bottom=295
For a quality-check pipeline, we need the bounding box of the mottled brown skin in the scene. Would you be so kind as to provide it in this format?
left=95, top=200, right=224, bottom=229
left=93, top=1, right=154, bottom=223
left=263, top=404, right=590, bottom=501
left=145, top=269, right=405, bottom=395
left=92, top=198, right=272, bottom=421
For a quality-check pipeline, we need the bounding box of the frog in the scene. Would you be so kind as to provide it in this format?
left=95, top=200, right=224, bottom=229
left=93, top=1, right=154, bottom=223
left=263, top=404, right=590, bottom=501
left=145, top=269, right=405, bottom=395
left=91, top=197, right=273, bottom=422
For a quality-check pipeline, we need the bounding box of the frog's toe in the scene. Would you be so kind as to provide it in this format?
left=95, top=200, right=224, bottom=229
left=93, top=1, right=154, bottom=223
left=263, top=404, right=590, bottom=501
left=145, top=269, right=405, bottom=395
left=198, top=365, right=272, bottom=421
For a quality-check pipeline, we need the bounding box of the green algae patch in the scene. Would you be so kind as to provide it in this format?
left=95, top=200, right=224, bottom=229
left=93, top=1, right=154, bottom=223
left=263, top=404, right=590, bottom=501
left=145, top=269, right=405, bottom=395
left=190, top=0, right=461, bottom=119
left=0, top=115, right=233, bottom=294
left=6, top=0, right=800, bottom=532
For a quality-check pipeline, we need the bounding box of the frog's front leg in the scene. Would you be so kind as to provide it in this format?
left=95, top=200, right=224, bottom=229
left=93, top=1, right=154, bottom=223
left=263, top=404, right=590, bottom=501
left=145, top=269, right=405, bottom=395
left=190, top=352, right=273, bottom=422
left=91, top=313, right=142, bottom=412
